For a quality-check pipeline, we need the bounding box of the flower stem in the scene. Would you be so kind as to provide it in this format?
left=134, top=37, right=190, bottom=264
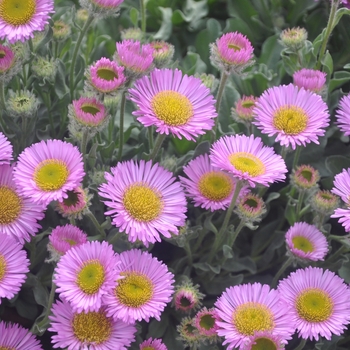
left=139, top=0, right=146, bottom=33
left=280, top=146, right=288, bottom=160
left=292, top=146, right=302, bottom=169
left=148, top=127, right=154, bottom=152
left=294, top=338, right=307, bottom=350
left=296, top=190, right=305, bottom=221
left=87, top=211, right=106, bottom=239
left=271, top=256, right=293, bottom=287
left=228, top=219, right=246, bottom=247
left=0, top=80, right=6, bottom=112
left=147, top=133, right=166, bottom=161
left=69, top=14, right=94, bottom=99
left=117, top=91, right=127, bottom=161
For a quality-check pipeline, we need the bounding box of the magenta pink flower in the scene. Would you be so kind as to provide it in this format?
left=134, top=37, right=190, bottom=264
left=233, top=95, right=258, bottom=123
left=140, top=338, right=167, bottom=350
left=0, top=44, right=15, bottom=73
left=193, top=307, right=220, bottom=337
left=242, top=331, right=285, bottom=350
left=0, top=132, right=13, bottom=164
left=335, top=94, right=350, bottom=136
left=91, top=0, right=124, bottom=7
left=71, top=97, right=107, bottom=127
left=293, top=68, right=326, bottom=93
left=331, top=208, right=350, bottom=232
left=331, top=167, right=350, bottom=204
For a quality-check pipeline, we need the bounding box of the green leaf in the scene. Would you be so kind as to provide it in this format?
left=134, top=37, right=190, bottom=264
left=180, top=52, right=207, bottom=75
left=222, top=245, right=233, bottom=259
left=329, top=71, right=350, bottom=93
left=322, top=51, right=333, bottom=76
left=332, top=7, right=350, bottom=30
left=154, top=7, right=172, bottom=40
left=130, top=7, right=139, bottom=27
left=325, top=155, right=350, bottom=176
left=202, top=274, right=243, bottom=295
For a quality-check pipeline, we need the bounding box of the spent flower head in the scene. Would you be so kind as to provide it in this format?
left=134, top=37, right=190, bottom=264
left=150, top=40, right=175, bottom=68
left=79, top=0, right=124, bottom=18
left=177, top=316, right=201, bottom=348
left=196, top=73, right=219, bottom=93
left=31, top=56, right=58, bottom=82
left=280, top=27, right=308, bottom=50
left=6, top=89, right=39, bottom=118
left=52, top=20, right=71, bottom=41
left=121, top=27, right=144, bottom=41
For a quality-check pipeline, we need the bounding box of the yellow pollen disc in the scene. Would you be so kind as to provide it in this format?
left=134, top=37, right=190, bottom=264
left=273, top=106, right=308, bottom=135
left=0, top=347, right=16, bottom=350
left=229, top=152, right=265, bottom=177
left=97, top=68, right=118, bottom=81
left=34, top=159, right=69, bottom=192
left=63, top=238, right=77, bottom=246
left=291, top=236, right=314, bottom=253
left=228, top=43, right=241, bottom=51
left=198, top=171, right=233, bottom=201
left=116, top=272, right=153, bottom=307
left=233, top=302, right=274, bottom=336
left=0, top=186, right=22, bottom=224
left=76, top=260, right=105, bottom=295
left=0, top=255, right=7, bottom=282
left=296, top=288, right=333, bottom=322
left=143, top=347, right=154, bottom=350
left=0, top=50, right=5, bottom=59
left=81, top=104, right=99, bottom=115
left=199, top=314, right=215, bottom=330
left=242, top=100, right=255, bottom=108
left=123, top=184, right=162, bottom=222
left=251, top=338, right=277, bottom=350
left=0, top=0, right=36, bottom=26
left=72, top=310, right=111, bottom=344
left=151, top=90, right=193, bottom=126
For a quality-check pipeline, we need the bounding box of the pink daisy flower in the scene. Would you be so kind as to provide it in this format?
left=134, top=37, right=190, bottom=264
left=0, top=234, right=29, bottom=303
left=54, top=241, right=120, bottom=313
left=232, top=95, right=258, bottom=124
left=0, top=132, right=13, bottom=164
left=253, top=84, right=330, bottom=150
left=214, top=283, right=295, bottom=350
left=0, top=44, right=15, bottom=73
left=49, top=299, right=136, bottom=350
left=331, top=167, right=350, bottom=204
left=90, top=0, right=124, bottom=8
left=13, top=139, right=85, bottom=206
left=70, top=97, right=107, bottom=127
left=210, top=134, right=287, bottom=188
left=102, top=249, right=174, bottom=324
left=193, top=307, right=220, bottom=338
left=242, top=331, right=285, bottom=350
left=150, top=40, right=174, bottom=68
left=278, top=266, right=350, bottom=341
left=98, top=160, right=187, bottom=246
left=129, top=68, right=217, bottom=141
left=335, top=94, right=350, bottom=136
left=0, top=164, right=45, bottom=244
left=285, top=222, right=328, bottom=261
left=0, top=0, right=54, bottom=43
left=140, top=338, right=167, bottom=350
left=173, top=281, right=204, bottom=313
left=180, top=154, right=248, bottom=212
left=331, top=208, right=350, bottom=232
left=0, top=321, right=43, bottom=349
left=293, top=68, right=326, bottom=93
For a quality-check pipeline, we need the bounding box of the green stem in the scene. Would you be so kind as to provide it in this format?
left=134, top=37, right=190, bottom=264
left=117, top=91, right=127, bottom=161
left=139, top=0, right=146, bottom=33
left=280, top=146, right=288, bottom=160
left=87, top=211, right=106, bottom=239
left=81, top=129, right=89, bottom=159
left=315, top=213, right=325, bottom=230
left=228, top=219, right=246, bottom=247
left=271, top=256, right=293, bottom=287
left=211, top=73, right=229, bottom=143
left=148, top=127, right=154, bottom=152
left=316, top=0, right=339, bottom=70
left=147, top=133, right=166, bottom=161
left=0, top=80, right=6, bottom=112
left=292, top=146, right=302, bottom=169
left=21, top=117, right=28, bottom=150
left=184, top=242, right=193, bottom=267
left=294, top=338, right=307, bottom=350
left=327, top=245, right=347, bottom=264
left=69, top=14, right=94, bottom=99
left=296, top=190, right=305, bottom=221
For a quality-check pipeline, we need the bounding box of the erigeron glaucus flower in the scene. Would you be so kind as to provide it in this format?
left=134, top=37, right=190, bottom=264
left=177, top=317, right=200, bottom=348
left=128, top=68, right=217, bottom=141
left=331, top=167, right=350, bottom=204
left=285, top=222, right=328, bottom=261
left=180, top=154, right=248, bottom=212
left=214, top=283, right=294, bottom=350
left=210, top=32, right=254, bottom=75
left=0, top=234, right=29, bottom=303
left=232, top=95, right=258, bottom=124
left=0, top=44, right=15, bottom=75
left=253, top=84, right=330, bottom=150
left=311, top=190, right=339, bottom=216
left=210, top=134, right=287, bottom=188
left=0, top=0, right=54, bottom=43
left=102, top=249, right=174, bottom=324
left=140, top=338, right=167, bottom=350
left=150, top=40, right=174, bottom=68
left=173, top=280, right=204, bottom=313
left=280, top=27, right=307, bottom=50
left=335, top=94, right=350, bottom=136
left=114, top=40, right=154, bottom=79
left=0, top=164, right=45, bottom=244
left=13, top=139, right=85, bottom=206
left=290, top=164, right=320, bottom=191
left=79, top=0, right=124, bottom=18
left=278, top=266, right=350, bottom=341
left=331, top=208, right=350, bottom=232
left=86, top=57, right=126, bottom=94
left=193, top=307, right=220, bottom=339
left=0, top=132, right=13, bottom=165
left=242, top=331, right=285, bottom=350
left=235, top=193, right=266, bottom=223
left=49, top=299, right=136, bottom=350
left=293, top=68, right=326, bottom=93
left=54, top=241, right=120, bottom=313
left=0, top=321, right=43, bottom=349
left=98, top=160, right=187, bottom=246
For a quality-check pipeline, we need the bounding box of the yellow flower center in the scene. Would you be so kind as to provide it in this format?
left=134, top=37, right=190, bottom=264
left=296, top=288, right=333, bottom=322
left=151, top=90, right=193, bottom=126
left=273, top=106, right=308, bottom=135
left=63, top=238, right=77, bottom=246
left=34, top=159, right=69, bottom=192
left=143, top=347, right=154, bottom=350
left=0, top=186, right=22, bottom=224
left=229, top=152, right=265, bottom=177
left=228, top=43, right=241, bottom=51
left=123, top=184, right=163, bottom=222
left=76, top=260, right=105, bottom=295
left=198, top=171, right=233, bottom=201
left=72, top=310, right=112, bottom=344
left=0, top=0, right=36, bottom=26
left=116, top=272, right=153, bottom=307
left=291, top=236, right=314, bottom=253
left=0, top=347, right=16, bottom=350
left=81, top=104, right=99, bottom=115
left=0, top=255, right=7, bottom=282
left=199, top=314, right=215, bottom=330
left=0, top=50, right=5, bottom=59
left=251, top=337, right=277, bottom=350
left=233, top=302, right=274, bottom=336
left=97, top=68, right=118, bottom=81
left=241, top=100, right=255, bottom=108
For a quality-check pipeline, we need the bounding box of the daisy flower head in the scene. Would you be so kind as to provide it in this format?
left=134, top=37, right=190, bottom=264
left=79, top=0, right=124, bottom=18
left=280, top=27, right=307, bottom=50
left=193, top=307, right=220, bottom=339
left=0, top=0, right=54, bottom=43
left=335, top=94, right=350, bottom=136
left=49, top=299, right=136, bottom=350
left=253, top=84, right=330, bottom=150
left=331, top=207, right=350, bottom=232
left=214, top=283, right=294, bottom=350
left=293, top=68, right=326, bottom=93
left=210, top=31, right=254, bottom=75
left=54, top=240, right=120, bottom=313
left=278, top=266, right=350, bottom=341
left=98, top=160, right=187, bottom=246
left=311, top=189, right=339, bottom=216
left=290, top=164, right=320, bottom=191
left=0, top=321, right=43, bottom=349
left=285, top=222, right=328, bottom=261
left=140, top=338, right=167, bottom=350
left=331, top=167, right=350, bottom=204
left=13, top=139, right=85, bottom=206
left=177, top=316, right=201, bottom=348
left=128, top=68, right=217, bottom=141
left=150, top=40, right=175, bottom=68
left=102, top=249, right=174, bottom=324
left=173, top=280, right=204, bottom=313
left=0, top=164, right=45, bottom=244
left=242, top=331, right=285, bottom=350
left=0, top=132, right=13, bottom=165
left=0, top=43, right=18, bottom=82
left=180, top=154, right=249, bottom=212
left=232, top=95, right=258, bottom=124
left=210, top=134, right=287, bottom=188
left=0, top=234, right=29, bottom=303
left=235, top=193, right=266, bottom=223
